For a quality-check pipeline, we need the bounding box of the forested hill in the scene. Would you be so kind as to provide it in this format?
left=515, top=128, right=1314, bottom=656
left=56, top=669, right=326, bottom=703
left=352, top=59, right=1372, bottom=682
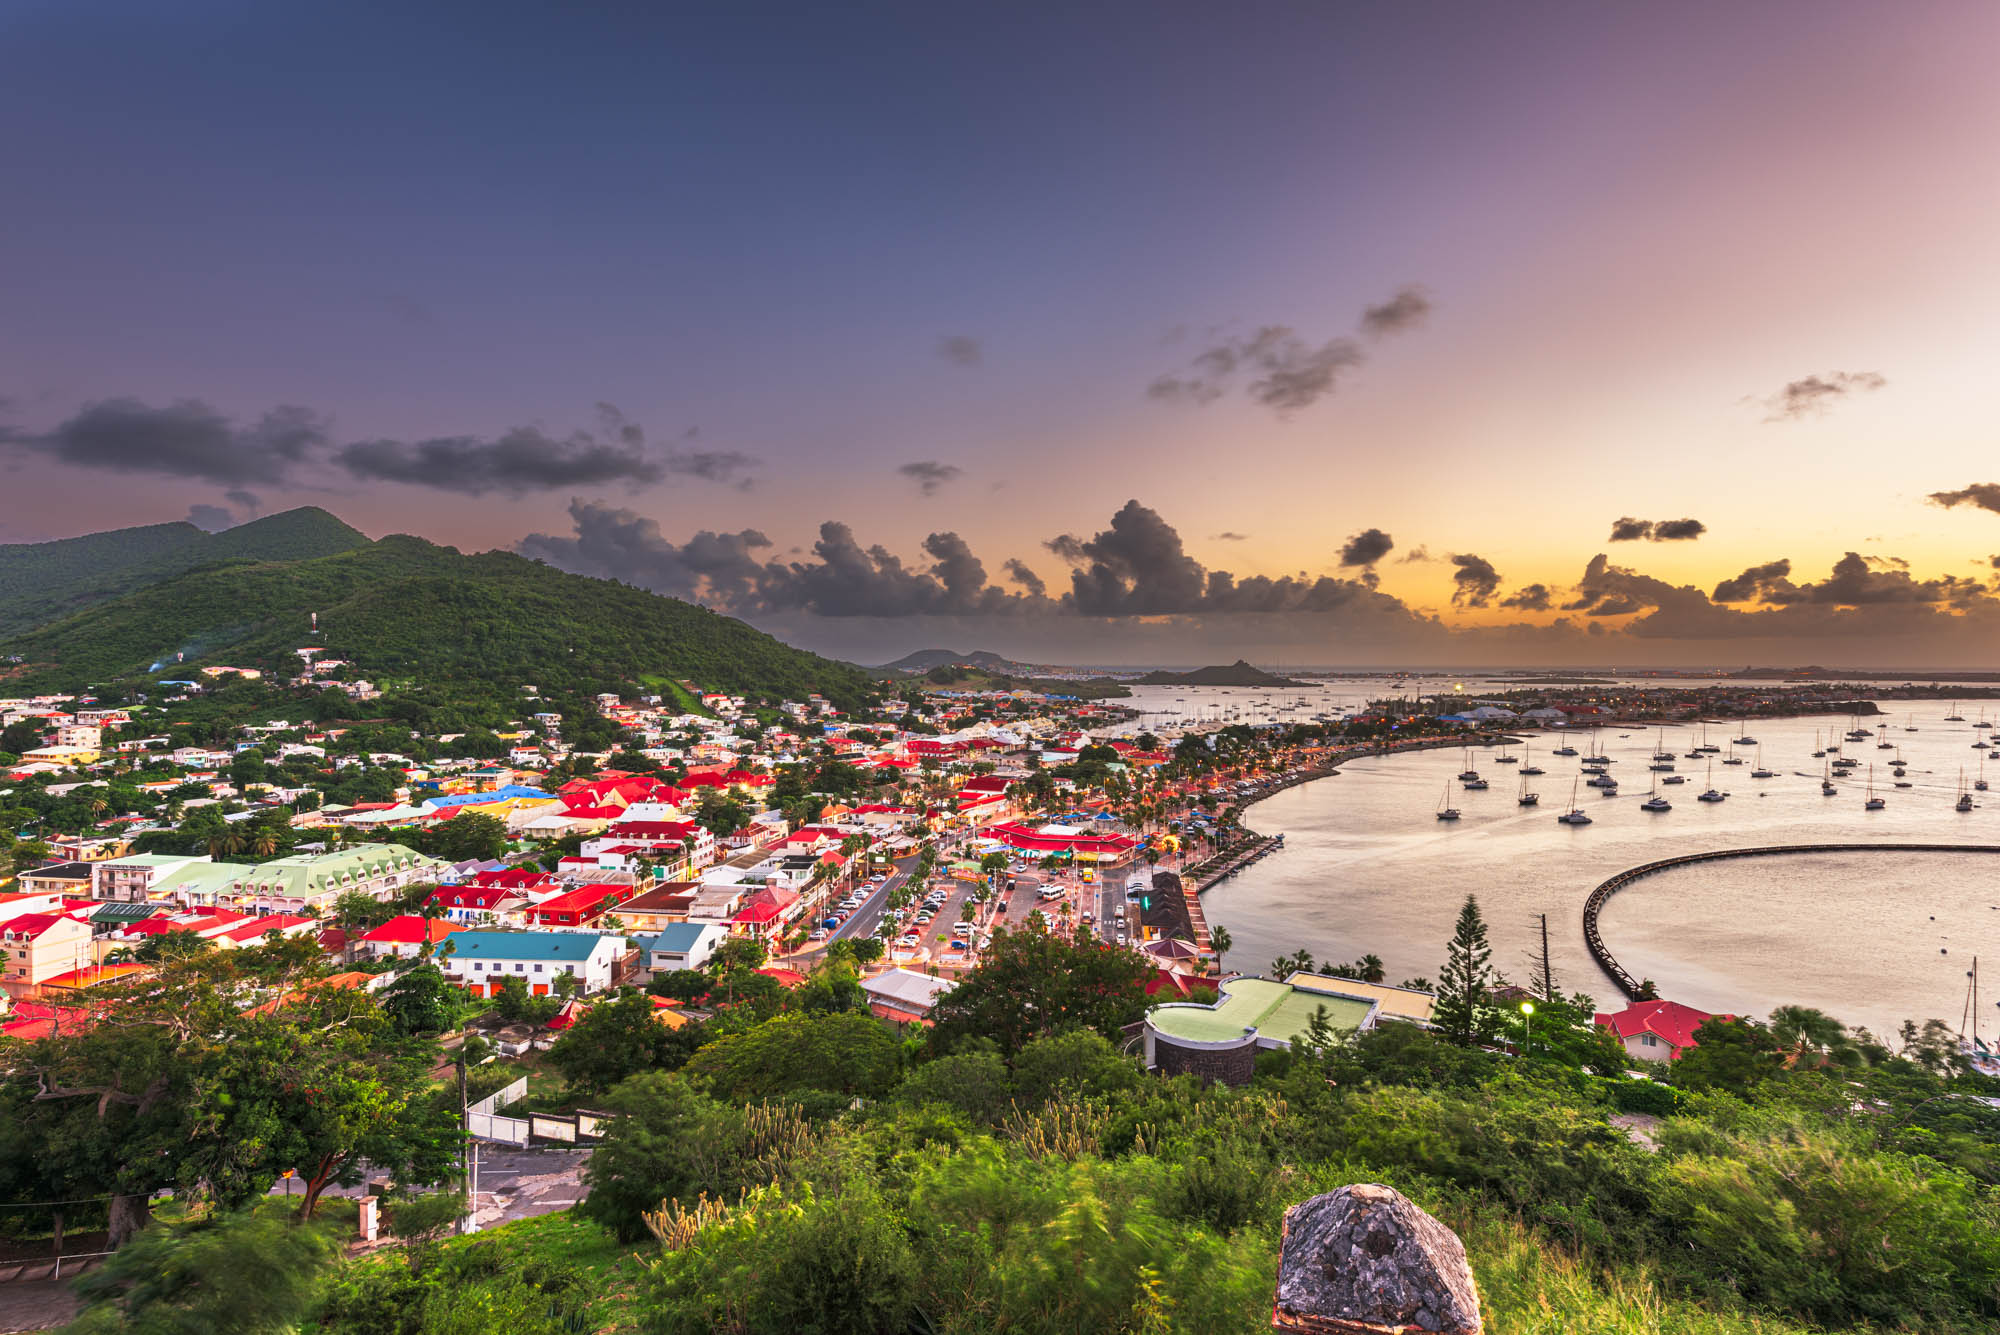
left=0, top=532, right=877, bottom=709
left=0, top=506, right=370, bottom=638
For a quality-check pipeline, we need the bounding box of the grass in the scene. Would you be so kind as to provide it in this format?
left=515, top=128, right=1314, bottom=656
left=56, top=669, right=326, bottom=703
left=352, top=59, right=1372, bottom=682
left=430, top=1210, right=650, bottom=1332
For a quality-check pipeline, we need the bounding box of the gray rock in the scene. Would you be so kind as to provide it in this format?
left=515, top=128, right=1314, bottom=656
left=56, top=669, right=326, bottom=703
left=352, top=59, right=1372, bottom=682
left=1271, top=1184, right=1481, bottom=1334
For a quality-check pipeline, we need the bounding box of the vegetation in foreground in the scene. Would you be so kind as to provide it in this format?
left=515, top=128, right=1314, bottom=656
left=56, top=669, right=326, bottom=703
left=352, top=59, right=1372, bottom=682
left=31, top=901, right=2000, bottom=1335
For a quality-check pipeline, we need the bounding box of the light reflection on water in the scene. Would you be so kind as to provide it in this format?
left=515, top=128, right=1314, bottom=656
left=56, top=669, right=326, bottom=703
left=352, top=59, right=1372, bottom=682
left=1199, top=704, right=2000, bottom=1036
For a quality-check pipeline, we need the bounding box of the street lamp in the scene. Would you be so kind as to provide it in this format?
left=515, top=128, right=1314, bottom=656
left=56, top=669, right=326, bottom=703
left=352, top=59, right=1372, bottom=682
left=1519, top=1001, right=1535, bottom=1058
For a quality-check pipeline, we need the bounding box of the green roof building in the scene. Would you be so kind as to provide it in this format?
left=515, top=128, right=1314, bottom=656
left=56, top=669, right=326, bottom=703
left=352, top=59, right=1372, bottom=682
left=1144, top=974, right=1426, bottom=1086
left=221, top=843, right=448, bottom=913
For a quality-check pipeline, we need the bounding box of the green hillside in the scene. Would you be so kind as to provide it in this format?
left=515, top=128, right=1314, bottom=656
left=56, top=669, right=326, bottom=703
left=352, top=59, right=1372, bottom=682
left=0, top=531, right=876, bottom=709
left=0, top=506, right=369, bottom=638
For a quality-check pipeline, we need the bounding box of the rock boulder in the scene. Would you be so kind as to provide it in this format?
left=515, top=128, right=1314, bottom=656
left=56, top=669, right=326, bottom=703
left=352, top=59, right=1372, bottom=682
left=1271, top=1184, right=1481, bottom=1334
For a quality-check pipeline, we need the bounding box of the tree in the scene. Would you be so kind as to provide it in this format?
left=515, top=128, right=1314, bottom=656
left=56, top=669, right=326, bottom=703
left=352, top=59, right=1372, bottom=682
left=62, top=1208, right=341, bottom=1334
left=421, top=811, right=508, bottom=863
left=381, top=963, right=461, bottom=1035
left=1768, top=1004, right=1857, bottom=1069
left=928, top=920, right=1150, bottom=1058
left=684, top=1010, right=902, bottom=1103
left=548, top=993, right=695, bottom=1094
left=1192, top=923, right=1224, bottom=975
left=1672, top=1016, right=1783, bottom=1094
left=1434, top=894, right=1495, bottom=1047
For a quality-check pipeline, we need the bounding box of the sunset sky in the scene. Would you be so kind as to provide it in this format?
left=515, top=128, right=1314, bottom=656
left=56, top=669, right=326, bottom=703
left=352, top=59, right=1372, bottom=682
left=6, top=1, right=2000, bottom=666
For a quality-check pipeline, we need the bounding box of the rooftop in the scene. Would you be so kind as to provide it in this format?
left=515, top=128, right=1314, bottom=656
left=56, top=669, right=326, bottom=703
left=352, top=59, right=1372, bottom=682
left=1148, top=976, right=1374, bottom=1045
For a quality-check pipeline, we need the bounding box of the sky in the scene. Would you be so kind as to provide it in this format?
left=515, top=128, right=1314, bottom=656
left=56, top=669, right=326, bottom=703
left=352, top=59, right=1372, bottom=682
left=5, top=0, right=2000, bottom=667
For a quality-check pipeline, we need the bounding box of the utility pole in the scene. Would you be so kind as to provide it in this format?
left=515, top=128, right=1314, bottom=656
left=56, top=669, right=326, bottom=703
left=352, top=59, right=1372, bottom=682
left=1539, top=913, right=1554, bottom=1004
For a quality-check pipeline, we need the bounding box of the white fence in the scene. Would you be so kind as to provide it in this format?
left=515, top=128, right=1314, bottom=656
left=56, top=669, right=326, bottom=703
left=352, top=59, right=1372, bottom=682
left=465, top=1076, right=531, bottom=1146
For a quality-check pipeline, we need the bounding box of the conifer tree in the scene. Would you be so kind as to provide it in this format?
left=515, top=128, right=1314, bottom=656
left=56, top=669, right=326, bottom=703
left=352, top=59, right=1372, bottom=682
left=1434, top=894, right=1494, bottom=1047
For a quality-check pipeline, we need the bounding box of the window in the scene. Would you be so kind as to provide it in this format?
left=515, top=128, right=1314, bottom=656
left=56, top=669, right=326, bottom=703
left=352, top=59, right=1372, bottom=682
left=533, top=963, right=543, bottom=973
left=472, top=961, right=483, bottom=971
left=515, top=963, right=525, bottom=972
left=1640, top=1033, right=1657, bottom=1047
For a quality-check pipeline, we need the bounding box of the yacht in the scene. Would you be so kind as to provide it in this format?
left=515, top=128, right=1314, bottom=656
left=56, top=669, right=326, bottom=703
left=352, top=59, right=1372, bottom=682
left=1958, top=773, right=1976, bottom=813
left=1586, top=773, right=1618, bottom=789
left=1977, top=757, right=1989, bottom=792
left=1697, top=761, right=1726, bottom=802
left=1555, top=780, right=1592, bottom=825
left=1864, top=766, right=1886, bottom=811
left=1722, top=745, right=1744, bottom=767
left=1551, top=742, right=1579, bottom=757
left=1750, top=746, right=1776, bottom=780
left=1650, top=728, right=1675, bottom=762
left=1662, top=773, right=1687, bottom=785
left=1978, top=709, right=1993, bottom=731
left=1516, top=774, right=1539, bottom=807
left=1641, top=777, right=1671, bottom=812
left=1946, top=709, right=1967, bottom=722
left=1462, top=776, right=1489, bottom=790
left=1649, top=758, right=1677, bottom=772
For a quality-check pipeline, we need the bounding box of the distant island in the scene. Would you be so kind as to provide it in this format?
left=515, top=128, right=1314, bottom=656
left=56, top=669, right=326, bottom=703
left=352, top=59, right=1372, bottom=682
left=1134, top=660, right=1306, bottom=687
left=877, top=647, right=1040, bottom=676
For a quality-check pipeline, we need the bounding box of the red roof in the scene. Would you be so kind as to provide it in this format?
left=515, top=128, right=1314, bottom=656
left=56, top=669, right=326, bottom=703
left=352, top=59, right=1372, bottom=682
left=430, top=884, right=524, bottom=910
left=471, top=868, right=559, bottom=891
left=1594, top=999, right=1726, bottom=1051
left=607, top=820, right=703, bottom=841
left=360, top=915, right=458, bottom=945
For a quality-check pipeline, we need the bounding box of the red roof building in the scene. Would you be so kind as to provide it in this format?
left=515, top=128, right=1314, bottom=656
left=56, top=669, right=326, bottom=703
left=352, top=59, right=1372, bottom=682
left=1594, top=999, right=1727, bottom=1061
left=526, top=883, right=633, bottom=928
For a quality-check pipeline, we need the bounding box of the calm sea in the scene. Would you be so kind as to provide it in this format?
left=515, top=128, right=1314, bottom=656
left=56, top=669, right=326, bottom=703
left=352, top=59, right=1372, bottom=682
left=1189, top=695, right=2000, bottom=1039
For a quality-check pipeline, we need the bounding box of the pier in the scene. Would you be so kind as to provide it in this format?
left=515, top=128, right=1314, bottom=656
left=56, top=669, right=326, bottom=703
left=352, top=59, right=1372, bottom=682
left=1581, top=842, right=2000, bottom=1000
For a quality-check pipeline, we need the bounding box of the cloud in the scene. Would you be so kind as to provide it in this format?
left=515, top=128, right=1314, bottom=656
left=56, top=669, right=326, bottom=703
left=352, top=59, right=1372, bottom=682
left=1002, top=558, right=1046, bottom=597
left=1763, top=370, right=1886, bottom=421
left=1148, top=286, right=1429, bottom=414
left=1399, top=545, right=1434, bottom=563
left=1212, top=531, right=1250, bottom=542
left=1711, top=559, right=1793, bottom=603
left=1929, top=484, right=2000, bottom=516
left=519, top=500, right=774, bottom=605
left=2, top=394, right=737, bottom=496
left=1652, top=518, right=1706, bottom=541
left=898, top=460, right=962, bottom=496
left=937, top=335, right=981, bottom=367
left=1609, top=516, right=1707, bottom=542
left=667, top=450, right=760, bottom=490
left=1338, top=528, right=1395, bottom=567
left=336, top=425, right=668, bottom=496
left=1449, top=553, right=1501, bottom=607
left=185, top=504, right=237, bottom=532
left=2, top=398, right=328, bottom=485
left=223, top=488, right=262, bottom=517
left=1360, top=286, right=1431, bottom=337
left=1499, top=583, right=1553, bottom=611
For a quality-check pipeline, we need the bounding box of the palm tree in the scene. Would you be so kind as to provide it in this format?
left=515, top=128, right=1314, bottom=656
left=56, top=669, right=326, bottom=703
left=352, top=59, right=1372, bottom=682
left=1208, top=924, right=1232, bottom=975
left=250, top=827, right=281, bottom=859
left=1769, top=1005, right=1853, bottom=1068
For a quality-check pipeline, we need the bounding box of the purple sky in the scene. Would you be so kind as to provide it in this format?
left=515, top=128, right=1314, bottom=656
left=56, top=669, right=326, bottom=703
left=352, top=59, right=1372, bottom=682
left=6, top=1, right=2000, bottom=665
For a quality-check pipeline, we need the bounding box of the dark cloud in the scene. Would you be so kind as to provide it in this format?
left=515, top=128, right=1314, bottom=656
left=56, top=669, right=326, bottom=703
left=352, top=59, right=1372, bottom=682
left=1338, top=528, right=1395, bottom=566
left=1712, top=559, right=1793, bottom=603
left=937, top=335, right=981, bottom=367
left=337, top=425, right=666, bottom=496
left=185, top=504, right=237, bottom=532
left=898, top=460, right=963, bottom=496
left=1651, top=518, right=1706, bottom=541
left=1763, top=371, right=1886, bottom=421
left=1212, top=532, right=1250, bottom=542
left=1449, top=553, right=1501, bottom=607
left=2, top=397, right=328, bottom=485
left=1608, top=517, right=1653, bottom=542
left=1399, top=545, right=1434, bottom=564
left=1929, top=484, right=2000, bottom=516
left=1002, top=558, right=1046, bottom=597
left=519, top=500, right=773, bottom=606
left=1360, top=286, right=1431, bottom=337
left=223, top=488, right=262, bottom=517
left=1500, top=583, right=1553, bottom=611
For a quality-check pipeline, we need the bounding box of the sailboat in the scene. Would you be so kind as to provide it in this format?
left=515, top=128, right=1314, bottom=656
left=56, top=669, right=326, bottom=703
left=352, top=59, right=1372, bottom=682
left=1555, top=778, right=1591, bottom=824
left=1722, top=743, right=1744, bottom=767
left=1734, top=720, right=1756, bottom=746
left=1946, top=706, right=1967, bottom=722
left=1581, top=728, right=1610, bottom=766
left=1551, top=737, right=1579, bottom=757
left=1812, top=729, right=1826, bottom=759
left=1957, top=769, right=1975, bottom=813
left=1519, top=743, right=1544, bottom=777
left=1821, top=761, right=1837, bottom=797
left=1697, top=760, right=1726, bottom=802
left=1457, top=742, right=1480, bottom=782
left=1750, top=746, right=1776, bottom=780
left=1517, top=773, right=1539, bottom=806
left=1641, top=776, right=1671, bottom=813
left=1976, top=754, right=1989, bottom=792
left=1436, top=782, right=1460, bottom=821
left=1978, top=708, right=1993, bottom=731
left=1864, top=765, right=1886, bottom=811
left=1495, top=741, right=1517, bottom=764
left=1650, top=727, right=1675, bottom=763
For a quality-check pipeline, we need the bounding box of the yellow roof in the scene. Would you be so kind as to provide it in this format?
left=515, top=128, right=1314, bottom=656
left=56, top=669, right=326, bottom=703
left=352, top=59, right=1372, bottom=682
left=1281, top=972, right=1437, bottom=1023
